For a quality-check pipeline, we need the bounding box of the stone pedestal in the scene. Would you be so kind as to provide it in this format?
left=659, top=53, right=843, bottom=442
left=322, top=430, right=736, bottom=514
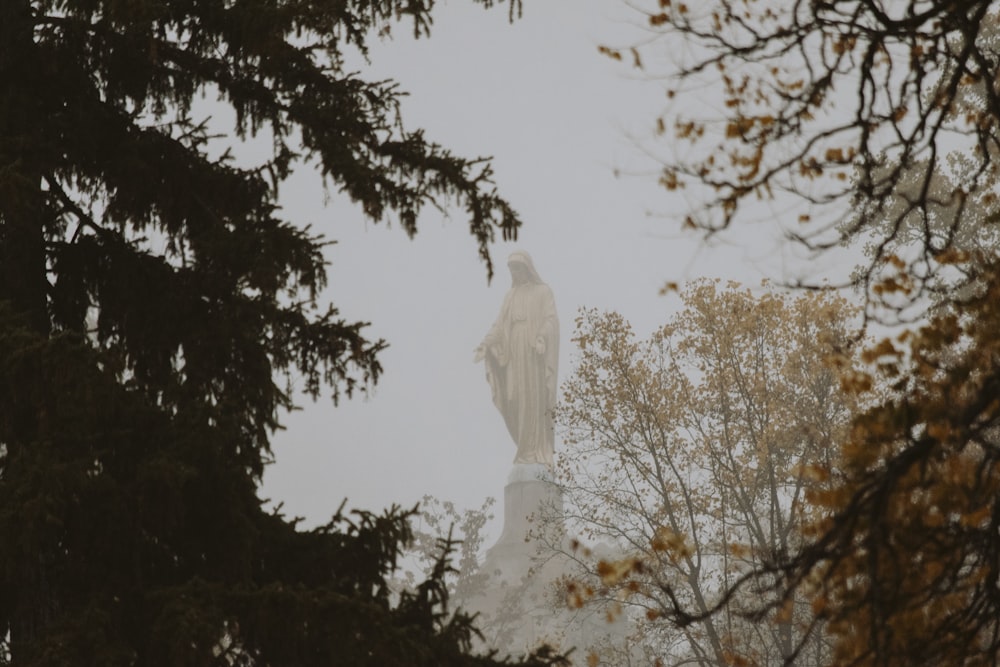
left=458, top=464, right=628, bottom=660
left=478, top=464, right=564, bottom=585
left=457, top=464, right=568, bottom=656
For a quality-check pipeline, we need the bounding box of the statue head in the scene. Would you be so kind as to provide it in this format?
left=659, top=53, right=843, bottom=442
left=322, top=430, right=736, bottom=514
left=507, top=251, right=543, bottom=286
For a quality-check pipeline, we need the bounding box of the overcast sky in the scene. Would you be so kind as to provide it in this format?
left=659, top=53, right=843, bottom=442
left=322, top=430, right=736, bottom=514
left=258, top=1, right=830, bottom=540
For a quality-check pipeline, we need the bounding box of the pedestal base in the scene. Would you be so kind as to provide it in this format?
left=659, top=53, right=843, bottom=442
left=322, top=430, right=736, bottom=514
left=479, top=464, right=563, bottom=584
left=454, top=464, right=633, bottom=660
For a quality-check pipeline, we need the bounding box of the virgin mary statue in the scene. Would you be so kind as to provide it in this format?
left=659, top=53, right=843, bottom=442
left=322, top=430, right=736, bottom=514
left=474, top=251, right=559, bottom=467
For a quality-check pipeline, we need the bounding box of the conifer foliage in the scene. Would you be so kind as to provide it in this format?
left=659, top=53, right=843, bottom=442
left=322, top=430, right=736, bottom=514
left=0, top=1, right=552, bottom=665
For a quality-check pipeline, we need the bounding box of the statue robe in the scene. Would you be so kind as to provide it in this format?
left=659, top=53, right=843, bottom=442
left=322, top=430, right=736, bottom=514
left=482, top=281, right=559, bottom=466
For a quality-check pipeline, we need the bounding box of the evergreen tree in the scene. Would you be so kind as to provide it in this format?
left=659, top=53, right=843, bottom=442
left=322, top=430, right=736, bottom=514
left=0, top=1, right=556, bottom=664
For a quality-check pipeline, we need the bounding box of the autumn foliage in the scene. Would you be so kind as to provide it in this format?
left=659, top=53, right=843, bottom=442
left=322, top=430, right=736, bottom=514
left=594, top=0, right=1000, bottom=663
left=776, top=258, right=1000, bottom=666
left=611, top=0, right=1000, bottom=306
left=556, top=270, right=1000, bottom=666
left=555, top=281, right=860, bottom=665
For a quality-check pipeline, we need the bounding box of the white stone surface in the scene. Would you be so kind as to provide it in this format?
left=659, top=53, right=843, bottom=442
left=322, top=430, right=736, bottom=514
left=507, top=462, right=552, bottom=484
left=465, top=256, right=630, bottom=660
left=474, top=251, right=559, bottom=466
left=456, top=467, right=631, bottom=662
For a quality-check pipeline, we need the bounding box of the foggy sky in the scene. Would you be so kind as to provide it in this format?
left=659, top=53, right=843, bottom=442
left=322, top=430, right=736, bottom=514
left=259, top=1, right=821, bottom=540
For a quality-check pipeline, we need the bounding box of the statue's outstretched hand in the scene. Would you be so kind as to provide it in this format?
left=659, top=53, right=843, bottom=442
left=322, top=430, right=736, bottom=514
left=473, top=344, right=485, bottom=363
left=534, top=336, right=546, bottom=355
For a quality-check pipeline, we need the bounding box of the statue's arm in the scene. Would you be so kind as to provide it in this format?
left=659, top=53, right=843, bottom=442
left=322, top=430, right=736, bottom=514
left=535, top=286, right=559, bottom=355
left=474, top=294, right=511, bottom=362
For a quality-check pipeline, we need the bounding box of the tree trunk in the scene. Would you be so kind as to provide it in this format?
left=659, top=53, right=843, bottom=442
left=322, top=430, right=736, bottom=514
left=0, top=0, right=48, bottom=334
left=0, top=1, right=56, bottom=662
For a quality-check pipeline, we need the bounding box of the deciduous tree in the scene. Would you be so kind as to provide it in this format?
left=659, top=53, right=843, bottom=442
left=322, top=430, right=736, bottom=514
left=391, top=496, right=495, bottom=606
left=745, top=255, right=1000, bottom=666
left=603, top=2, right=1000, bottom=663
left=607, top=0, right=1000, bottom=313
left=553, top=281, right=859, bottom=666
